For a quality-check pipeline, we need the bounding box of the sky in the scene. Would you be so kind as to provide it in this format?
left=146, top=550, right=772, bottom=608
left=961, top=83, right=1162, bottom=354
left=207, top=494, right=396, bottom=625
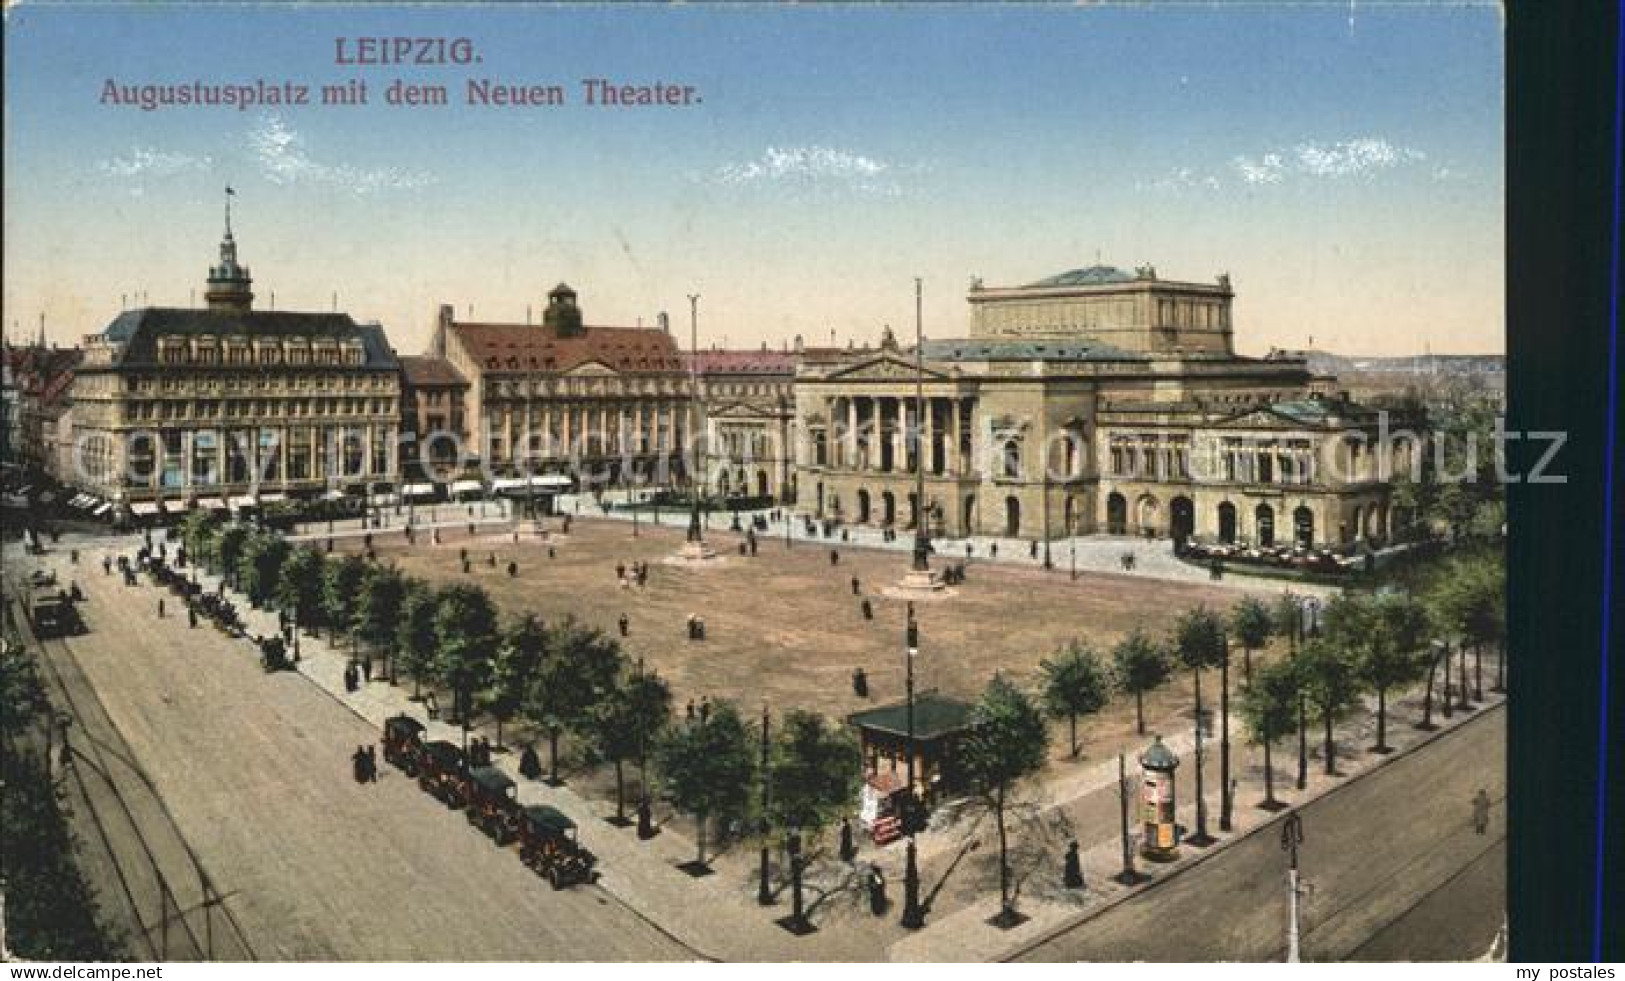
left=3, top=2, right=1504, bottom=357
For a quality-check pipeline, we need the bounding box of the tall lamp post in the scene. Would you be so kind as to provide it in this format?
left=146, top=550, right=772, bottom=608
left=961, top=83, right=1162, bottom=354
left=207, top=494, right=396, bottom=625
left=897, top=278, right=942, bottom=595
left=1281, top=811, right=1305, bottom=962
left=758, top=703, right=774, bottom=906
left=687, top=294, right=704, bottom=547
left=900, top=613, right=926, bottom=929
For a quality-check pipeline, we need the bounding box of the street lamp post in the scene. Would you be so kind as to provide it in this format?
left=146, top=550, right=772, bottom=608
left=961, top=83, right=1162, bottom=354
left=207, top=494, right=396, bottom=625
left=686, top=294, right=705, bottom=548
left=1281, top=811, right=1305, bottom=963
left=909, top=280, right=932, bottom=579
left=1219, top=639, right=1234, bottom=833
left=1188, top=715, right=1214, bottom=847
left=900, top=613, right=925, bottom=929
left=1112, top=752, right=1144, bottom=885
left=758, top=703, right=774, bottom=906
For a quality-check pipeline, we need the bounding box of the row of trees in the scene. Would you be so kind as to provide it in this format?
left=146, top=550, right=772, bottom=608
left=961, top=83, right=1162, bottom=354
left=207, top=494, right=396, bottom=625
left=177, top=513, right=871, bottom=893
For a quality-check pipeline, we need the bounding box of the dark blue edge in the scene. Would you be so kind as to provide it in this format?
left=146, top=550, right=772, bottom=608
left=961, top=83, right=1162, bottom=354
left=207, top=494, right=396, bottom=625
left=1596, top=0, right=1625, bottom=960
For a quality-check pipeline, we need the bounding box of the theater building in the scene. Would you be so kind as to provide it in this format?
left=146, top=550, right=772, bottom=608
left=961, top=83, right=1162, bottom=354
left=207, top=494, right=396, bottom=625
left=793, top=265, right=1413, bottom=549
left=68, top=213, right=403, bottom=522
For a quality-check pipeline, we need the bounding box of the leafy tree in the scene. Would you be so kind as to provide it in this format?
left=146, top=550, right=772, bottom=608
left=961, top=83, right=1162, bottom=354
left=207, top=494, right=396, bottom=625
left=322, top=553, right=369, bottom=656
left=1239, top=658, right=1299, bottom=809
left=216, top=523, right=249, bottom=586
left=1175, top=605, right=1228, bottom=725
left=1174, top=605, right=1229, bottom=825
left=1039, top=641, right=1111, bottom=758
left=237, top=530, right=290, bottom=608
left=960, top=674, right=1050, bottom=926
left=179, top=509, right=221, bottom=569
left=768, top=709, right=862, bottom=832
left=1296, top=638, right=1360, bottom=776
left=1270, top=593, right=1303, bottom=653
left=277, top=547, right=326, bottom=636
left=354, top=564, right=407, bottom=681
left=626, top=664, right=673, bottom=800
left=1358, top=592, right=1430, bottom=752
left=434, top=584, right=500, bottom=728
left=489, top=614, right=547, bottom=750
left=655, top=700, right=756, bottom=869
left=1230, top=596, right=1274, bottom=682
left=586, top=662, right=673, bottom=822
left=395, top=582, right=441, bottom=700
left=525, top=617, right=625, bottom=784
left=1112, top=628, right=1171, bottom=736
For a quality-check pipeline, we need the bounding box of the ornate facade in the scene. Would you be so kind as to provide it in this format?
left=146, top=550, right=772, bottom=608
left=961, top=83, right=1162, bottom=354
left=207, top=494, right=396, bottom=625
left=794, top=266, right=1415, bottom=550
left=687, top=348, right=796, bottom=502
left=69, top=215, right=402, bottom=520
left=429, top=285, right=692, bottom=488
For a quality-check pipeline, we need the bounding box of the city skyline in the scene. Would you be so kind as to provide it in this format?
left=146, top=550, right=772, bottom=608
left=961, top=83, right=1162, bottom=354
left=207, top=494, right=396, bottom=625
left=5, top=4, right=1503, bottom=356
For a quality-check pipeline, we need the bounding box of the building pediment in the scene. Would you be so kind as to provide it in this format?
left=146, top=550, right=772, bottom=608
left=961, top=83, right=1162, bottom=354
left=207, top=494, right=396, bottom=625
left=1213, top=405, right=1326, bottom=431
left=707, top=400, right=778, bottom=420
left=824, top=354, right=948, bottom=382
left=564, top=361, right=619, bottom=377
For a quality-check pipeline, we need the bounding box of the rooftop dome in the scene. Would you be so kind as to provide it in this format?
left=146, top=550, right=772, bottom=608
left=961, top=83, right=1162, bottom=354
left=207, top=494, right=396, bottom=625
left=1139, top=734, right=1180, bottom=771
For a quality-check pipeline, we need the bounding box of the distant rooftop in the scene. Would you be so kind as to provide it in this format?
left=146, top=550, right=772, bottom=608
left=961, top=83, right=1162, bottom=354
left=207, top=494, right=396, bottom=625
left=1026, top=265, right=1138, bottom=288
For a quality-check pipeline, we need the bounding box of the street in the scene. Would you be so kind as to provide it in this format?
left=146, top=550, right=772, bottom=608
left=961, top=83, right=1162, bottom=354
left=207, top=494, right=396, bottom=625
left=1012, top=702, right=1506, bottom=962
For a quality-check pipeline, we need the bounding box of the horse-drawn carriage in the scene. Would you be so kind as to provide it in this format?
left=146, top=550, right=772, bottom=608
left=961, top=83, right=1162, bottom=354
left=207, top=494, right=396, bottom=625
left=381, top=715, right=427, bottom=773
left=417, top=740, right=468, bottom=809
left=517, top=805, right=597, bottom=890
left=464, top=766, right=519, bottom=844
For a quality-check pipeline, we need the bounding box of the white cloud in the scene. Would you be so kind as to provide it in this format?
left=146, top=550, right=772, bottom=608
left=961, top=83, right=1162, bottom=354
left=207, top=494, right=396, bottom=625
left=1292, top=138, right=1425, bottom=177
left=249, top=114, right=434, bottom=194
left=1232, top=152, right=1287, bottom=185
left=711, top=146, right=912, bottom=196
left=98, top=146, right=212, bottom=179
left=1145, top=136, right=1448, bottom=195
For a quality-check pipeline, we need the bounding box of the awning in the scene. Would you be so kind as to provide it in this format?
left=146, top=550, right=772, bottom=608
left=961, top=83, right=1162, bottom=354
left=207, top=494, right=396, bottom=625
left=450, top=479, right=484, bottom=495
left=228, top=494, right=257, bottom=509
left=130, top=501, right=162, bottom=516
left=258, top=492, right=288, bottom=504
left=491, top=478, right=527, bottom=492
left=93, top=503, right=112, bottom=516
left=371, top=493, right=399, bottom=505
left=196, top=497, right=227, bottom=510
left=321, top=489, right=346, bottom=501
left=401, top=483, right=437, bottom=498
left=534, top=475, right=572, bottom=489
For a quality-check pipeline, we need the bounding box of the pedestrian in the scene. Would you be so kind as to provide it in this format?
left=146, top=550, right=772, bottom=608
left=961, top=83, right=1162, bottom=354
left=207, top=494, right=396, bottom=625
left=685, top=700, right=696, bottom=722
left=861, top=598, right=873, bottom=620
left=462, top=559, right=471, bottom=574
left=851, top=575, right=861, bottom=595
left=616, top=562, right=626, bottom=582
left=637, top=797, right=656, bottom=840
left=698, top=696, right=710, bottom=723
left=548, top=546, right=557, bottom=559
left=366, top=745, right=379, bottom=783
left=103, top=556, right=112, bottom=576
left=1030, top=540, right=1038, bottom=560
left=70, top=549, right=79, bottom=564
left=618, top=613, right=630, bottom=637
left=990, top=542, right=998, bottom=559
left=1063, top=840, right=1084, bottom=889
left=188, top=607, right=198, bottom=629
left=830, top=549, right=840, bottom=566
left=840, top=818, right=857, bottom=862
left=520, top=744, right=543, bottom=780
left=867, top=866, right=888, bottom=915
left=852, top=668, right=869, bottom=697
left=507, top=561, right=518, bottom=577
left=158, top=598, right=165, bottom=618
left=361, top=658, right=373, bottom=683
left=1472, top=788, right=1492, bottom=835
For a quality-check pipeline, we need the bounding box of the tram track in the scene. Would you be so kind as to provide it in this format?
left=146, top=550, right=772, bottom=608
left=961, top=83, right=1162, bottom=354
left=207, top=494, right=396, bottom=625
left=6, top=571, right=257, bottom=961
